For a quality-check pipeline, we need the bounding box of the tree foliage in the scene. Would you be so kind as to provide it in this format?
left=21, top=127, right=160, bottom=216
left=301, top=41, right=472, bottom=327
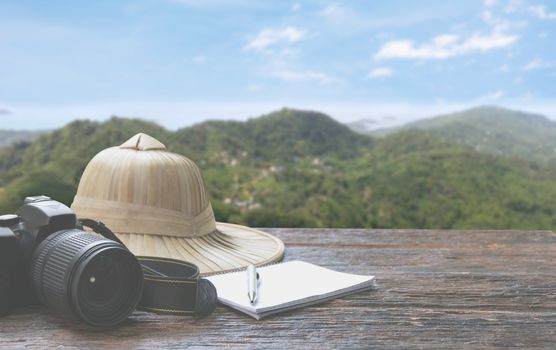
left=2, top=109, right=556, bottom=231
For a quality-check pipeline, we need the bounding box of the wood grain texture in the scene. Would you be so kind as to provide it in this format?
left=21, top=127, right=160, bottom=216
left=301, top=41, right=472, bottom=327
left=1, top=229, right=556, bottom=349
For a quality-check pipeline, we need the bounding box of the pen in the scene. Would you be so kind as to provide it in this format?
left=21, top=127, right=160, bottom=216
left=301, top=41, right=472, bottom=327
left=247, top=264, right=260, bottom=304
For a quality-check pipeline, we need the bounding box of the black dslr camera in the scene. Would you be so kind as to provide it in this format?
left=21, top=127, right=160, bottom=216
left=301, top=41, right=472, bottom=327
left=0, top=196, right=144, bottom=326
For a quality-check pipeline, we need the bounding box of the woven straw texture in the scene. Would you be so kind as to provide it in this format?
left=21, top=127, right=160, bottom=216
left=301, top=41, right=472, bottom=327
left=71, top=133, right=284, bottom=275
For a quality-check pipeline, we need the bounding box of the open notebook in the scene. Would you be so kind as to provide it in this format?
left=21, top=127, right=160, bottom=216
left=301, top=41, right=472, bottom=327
left=205, top=260, right=376, bottom=320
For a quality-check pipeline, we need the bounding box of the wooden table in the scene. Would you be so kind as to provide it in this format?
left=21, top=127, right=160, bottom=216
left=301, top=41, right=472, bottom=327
left=2, top=229, right=556, bottom=349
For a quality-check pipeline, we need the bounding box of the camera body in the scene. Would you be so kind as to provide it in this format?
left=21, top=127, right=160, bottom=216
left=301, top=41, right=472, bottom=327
left=0, top=196, right=77, bottom=313
left=0, top=196, right=144, bottom=326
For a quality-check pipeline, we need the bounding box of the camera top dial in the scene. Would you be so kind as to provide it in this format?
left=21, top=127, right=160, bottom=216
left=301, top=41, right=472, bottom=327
left=0, top=214, right=19, bottom=227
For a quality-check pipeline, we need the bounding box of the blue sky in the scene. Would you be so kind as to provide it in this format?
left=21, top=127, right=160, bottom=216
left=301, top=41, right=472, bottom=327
left=0, top=0, right=555, bottom=130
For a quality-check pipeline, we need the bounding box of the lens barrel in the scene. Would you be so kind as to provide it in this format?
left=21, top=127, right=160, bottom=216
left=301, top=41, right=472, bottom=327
left=30, top=229, right=143, bottom=326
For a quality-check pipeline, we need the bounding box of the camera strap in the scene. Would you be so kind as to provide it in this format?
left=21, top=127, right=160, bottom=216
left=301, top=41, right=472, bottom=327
left=78, top=219, right=217, bottom=317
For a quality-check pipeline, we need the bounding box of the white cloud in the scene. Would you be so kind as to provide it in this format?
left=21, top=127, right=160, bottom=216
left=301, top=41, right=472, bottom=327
left=375, top=32, right=517, bottom=60
left=479, top=90, right=505, bottom=101
left=375, top=0, right=522, bottom=61
left=245, top=27, right=304, bottom=51
left=528, top=4, right=556, bottom=19
left=460, top=32, right=517, bottom=50
left=523, top=58, right=553, bottom=70
left=272, top=70, right=333, bottom=84
left=368, top=67, right=393, bottom=79
left=482, top=7, right=526, bottom=32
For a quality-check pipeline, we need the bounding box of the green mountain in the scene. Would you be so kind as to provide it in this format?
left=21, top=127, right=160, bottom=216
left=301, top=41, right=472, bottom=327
left=171, top=108, right=371, bottom=162
left=0, top=130, right=44, bottom=147
left=2, top=108, right=556, bottom=231
left=0, top=109, right=371, bottom=224
left=371, top=106, right=556, bottom=162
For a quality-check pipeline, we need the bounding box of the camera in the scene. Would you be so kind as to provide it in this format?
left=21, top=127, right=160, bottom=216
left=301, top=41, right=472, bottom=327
left=0, top=196, right=144, bottom=326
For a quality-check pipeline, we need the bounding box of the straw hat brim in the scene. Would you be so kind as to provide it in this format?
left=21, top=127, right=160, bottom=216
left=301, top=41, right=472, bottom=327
left=116, top=222, right=285, bottom=276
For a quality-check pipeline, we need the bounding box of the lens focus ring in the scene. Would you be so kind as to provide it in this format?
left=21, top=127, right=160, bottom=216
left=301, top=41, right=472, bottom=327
left=32, top=230, right=99, bottom=309
left=30, top=229, right=143, bottom=326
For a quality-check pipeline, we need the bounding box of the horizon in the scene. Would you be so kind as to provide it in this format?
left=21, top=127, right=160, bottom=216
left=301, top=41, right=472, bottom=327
left=0, top=104, right=549, bottom=132
left=0, top=0, right=555, bottom=130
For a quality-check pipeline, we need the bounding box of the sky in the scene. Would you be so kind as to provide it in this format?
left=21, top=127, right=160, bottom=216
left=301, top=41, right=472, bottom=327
left=0, top=0, right=555, bottom=130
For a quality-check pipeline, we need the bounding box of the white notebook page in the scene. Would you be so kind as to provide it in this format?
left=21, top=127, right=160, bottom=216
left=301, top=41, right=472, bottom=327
left=206, top=260, right=375, bottom=319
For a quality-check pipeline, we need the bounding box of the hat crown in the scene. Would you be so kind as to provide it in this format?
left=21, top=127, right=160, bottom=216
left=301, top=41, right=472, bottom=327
left=71, top=133, right=216, bottom=237
left=119, top=133, right=166, bottom=151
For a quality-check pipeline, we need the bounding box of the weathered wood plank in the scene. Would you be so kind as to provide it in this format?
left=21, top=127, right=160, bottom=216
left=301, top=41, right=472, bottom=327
left=1, top=229, right=555, bottom=349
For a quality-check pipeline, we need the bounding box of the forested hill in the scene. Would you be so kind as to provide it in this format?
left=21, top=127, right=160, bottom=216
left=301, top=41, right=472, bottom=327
left=369, top=106, right=556, bottom=162
left=0, top=130, right=43, bottom=147
left=172, top=109, right=372, bottom=161
left=2, top=108, right=556, bottom=230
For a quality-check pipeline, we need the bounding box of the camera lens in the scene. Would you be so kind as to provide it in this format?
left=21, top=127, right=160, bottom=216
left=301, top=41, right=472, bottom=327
left=30, top=229, right=143, bottom=326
